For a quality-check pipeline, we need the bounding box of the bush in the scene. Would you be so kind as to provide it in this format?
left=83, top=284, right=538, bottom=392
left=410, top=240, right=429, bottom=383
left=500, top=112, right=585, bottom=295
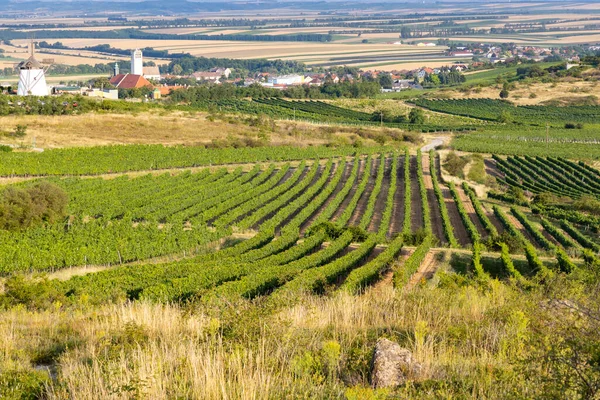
left=408, top=108, right=425, bottom=124
left=443, top=151, right=470, bottom=178
left=0, top=182, right=68, bottom=231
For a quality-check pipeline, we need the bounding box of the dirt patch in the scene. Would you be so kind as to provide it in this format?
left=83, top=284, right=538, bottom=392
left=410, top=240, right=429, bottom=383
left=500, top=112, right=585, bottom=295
left=484, top=158, right=504, bottom=180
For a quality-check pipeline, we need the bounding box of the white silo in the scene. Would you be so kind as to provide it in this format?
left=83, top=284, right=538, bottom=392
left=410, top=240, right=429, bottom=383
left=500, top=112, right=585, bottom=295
left=131, top=49, right=143, bottom=75
left=16, top=42, right=48, bottom=96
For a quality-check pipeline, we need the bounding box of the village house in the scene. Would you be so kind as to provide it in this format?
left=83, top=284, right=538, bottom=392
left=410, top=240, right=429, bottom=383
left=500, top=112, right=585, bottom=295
left=191, top=71, right=222, bottom=83
left=109, top=74, right=153, bottom=89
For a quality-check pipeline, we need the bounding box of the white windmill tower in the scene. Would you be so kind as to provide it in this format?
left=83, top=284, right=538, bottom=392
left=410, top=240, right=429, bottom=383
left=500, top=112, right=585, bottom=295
left=16, top=41, right=49, bottom=96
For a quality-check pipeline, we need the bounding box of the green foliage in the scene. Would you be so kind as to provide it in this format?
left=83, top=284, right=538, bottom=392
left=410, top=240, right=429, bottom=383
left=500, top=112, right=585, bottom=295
left=0, top=182, right=67, bottom=231
left=430, top=151, right=458, bottom=247
left=408, top=108, right=425, bottom=124
left=341, top=234, right=404, bottom=294
left=393, top=234, right=432, bottom=288
left=0, top=369, right=50, bottom=400
left=443, top=151, right=470, bottom=178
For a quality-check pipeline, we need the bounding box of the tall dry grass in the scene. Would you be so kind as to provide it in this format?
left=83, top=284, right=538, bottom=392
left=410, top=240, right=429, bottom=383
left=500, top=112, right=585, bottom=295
left=0, top=278, right=535, bottom=399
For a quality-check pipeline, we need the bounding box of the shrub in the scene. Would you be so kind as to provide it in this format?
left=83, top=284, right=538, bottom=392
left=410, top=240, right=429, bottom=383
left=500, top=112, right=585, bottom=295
left=0, top=182, right=68, bottom=231
left=408, top=108, right=425, bottom=124
left=443, top=151, right=470, bottom=178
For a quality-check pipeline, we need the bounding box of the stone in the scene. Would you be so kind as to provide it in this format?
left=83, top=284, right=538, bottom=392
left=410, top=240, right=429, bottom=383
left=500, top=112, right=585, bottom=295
left=371, top=338, right=422, bottom=388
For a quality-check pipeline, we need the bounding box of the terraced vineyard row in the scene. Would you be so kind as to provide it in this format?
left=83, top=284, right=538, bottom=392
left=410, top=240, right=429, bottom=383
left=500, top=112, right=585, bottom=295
left=2, top=151, right=599, bottom=309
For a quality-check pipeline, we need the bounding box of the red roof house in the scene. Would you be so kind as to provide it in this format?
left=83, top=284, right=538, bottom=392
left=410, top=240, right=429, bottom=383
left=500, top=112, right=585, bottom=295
left=109, top=74, right=153, bottom=89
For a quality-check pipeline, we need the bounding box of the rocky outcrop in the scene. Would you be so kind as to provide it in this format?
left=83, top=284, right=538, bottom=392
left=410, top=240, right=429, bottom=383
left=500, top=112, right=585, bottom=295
left=371, top=338, right=422, bottom=388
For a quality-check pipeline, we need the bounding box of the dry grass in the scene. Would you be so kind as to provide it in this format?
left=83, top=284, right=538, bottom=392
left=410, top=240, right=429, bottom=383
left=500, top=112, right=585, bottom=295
left=0, top=278, right=532, bottom=399
left=0, top=109, right=414, bottom=150
left=446, top=80, right=600, bottom=106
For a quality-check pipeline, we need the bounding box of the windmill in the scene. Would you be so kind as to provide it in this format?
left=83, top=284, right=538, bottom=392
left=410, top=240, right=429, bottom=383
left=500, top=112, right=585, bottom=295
left=16, top=41, right=51, bottom=96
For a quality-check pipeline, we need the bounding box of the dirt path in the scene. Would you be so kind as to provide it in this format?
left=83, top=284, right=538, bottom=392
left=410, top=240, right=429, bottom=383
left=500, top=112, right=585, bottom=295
left=407, top=250, right=439, bottom=289
left=367, top=157, right=392, bottom=233
left=332, top=158, right=365, bottom=222
left=348, top=157, right=378, bottom=226
left=300, top=161, right=352, bottom=234
left=456, top=185, right=488, bottom=239
left=387, top=155, right=405, bottom=238
left=420, top=137, right=445, bottom=152
left=421, top=154, right=445, bottom=245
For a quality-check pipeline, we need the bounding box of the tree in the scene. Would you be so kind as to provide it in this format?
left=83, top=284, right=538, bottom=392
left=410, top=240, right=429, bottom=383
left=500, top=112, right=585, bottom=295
left=378, top=73, right=393, bottom=89
left=499, top=88, right=510, bottom=99
left=172, top=64, right=183, bottom=75
left=408, top=108, right=425, bottom=124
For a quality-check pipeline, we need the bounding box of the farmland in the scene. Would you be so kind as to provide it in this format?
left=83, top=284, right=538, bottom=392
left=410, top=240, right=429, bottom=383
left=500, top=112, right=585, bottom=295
left=3, top=1, right=600, bottom=398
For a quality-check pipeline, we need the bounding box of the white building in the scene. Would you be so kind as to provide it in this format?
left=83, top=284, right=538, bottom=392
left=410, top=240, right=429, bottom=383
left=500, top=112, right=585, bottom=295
left=17, top=42, right=48, bottom=96
left=143, top=66, right=161, bottom=81
left=131, top=49, right=143, bottom=76
left=267, top=74, right=305, bottom=85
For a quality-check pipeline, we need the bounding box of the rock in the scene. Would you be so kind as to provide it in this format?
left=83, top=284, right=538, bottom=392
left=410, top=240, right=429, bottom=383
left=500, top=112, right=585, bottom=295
left=371, top=338, right=422, bottom=388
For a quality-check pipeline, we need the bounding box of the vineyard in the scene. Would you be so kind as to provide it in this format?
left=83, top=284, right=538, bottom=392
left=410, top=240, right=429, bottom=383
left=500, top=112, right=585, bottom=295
left=412, top=98, right=600, bottom=126
left=195, top=98, right=478, bottom=132
left=3, top=148, right=599, bottom=309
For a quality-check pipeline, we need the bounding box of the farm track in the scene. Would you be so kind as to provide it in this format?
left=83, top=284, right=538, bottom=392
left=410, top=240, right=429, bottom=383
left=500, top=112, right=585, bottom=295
left=367, top=157, right=392, bottom=233
left=456, top=185, right=488, bottom=239
left=410, top=155, right=424, bottom=232
left=387, top=155, right=405, bottom=238
left=421, top=155, right=445, bottom=244
left=332, top=159, right=365, bottom=222
left=348, top=157, right=378, bottom=226
left=442, top=186, right=471, bottom=247
left=299, top=161, right=353, bottom=235
left=407, top=250, right=439, bottom=289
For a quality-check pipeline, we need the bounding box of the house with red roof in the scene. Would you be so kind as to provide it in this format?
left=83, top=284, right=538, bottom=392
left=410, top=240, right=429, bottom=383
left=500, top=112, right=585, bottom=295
left=109, top=74, right=153, bottom=89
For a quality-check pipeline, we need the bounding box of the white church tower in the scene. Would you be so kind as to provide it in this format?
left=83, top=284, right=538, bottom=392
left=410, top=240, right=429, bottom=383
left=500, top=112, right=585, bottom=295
left=17, top=41, right=48, bottom=96
left=131, top=49, right=143, bottom=75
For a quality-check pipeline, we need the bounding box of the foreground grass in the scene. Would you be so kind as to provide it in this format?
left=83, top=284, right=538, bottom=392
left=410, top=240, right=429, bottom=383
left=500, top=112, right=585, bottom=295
left=2, top=269, right=598, bottom=399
